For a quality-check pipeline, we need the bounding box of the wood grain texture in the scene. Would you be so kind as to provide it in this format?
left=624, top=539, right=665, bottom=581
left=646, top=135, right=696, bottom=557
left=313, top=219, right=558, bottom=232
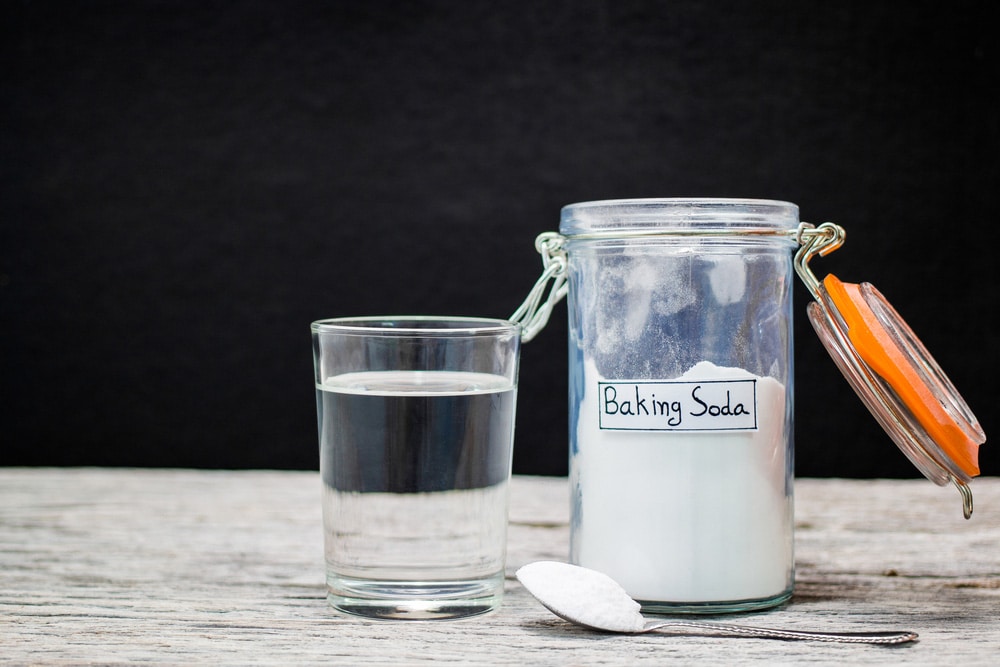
left=2, top=469, right=999, bottom=665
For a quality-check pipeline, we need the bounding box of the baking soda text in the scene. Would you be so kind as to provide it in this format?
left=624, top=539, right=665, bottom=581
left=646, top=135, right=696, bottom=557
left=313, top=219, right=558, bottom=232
left=599, top=378, right=757, bottom=432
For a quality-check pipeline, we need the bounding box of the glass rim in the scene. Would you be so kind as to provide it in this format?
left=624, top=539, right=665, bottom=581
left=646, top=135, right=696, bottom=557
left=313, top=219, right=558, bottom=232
left=562, top=197, right=797, bottom=212
left=560, top=197, right=800, bottom=237
left=310, top=315, right=520, bottom=337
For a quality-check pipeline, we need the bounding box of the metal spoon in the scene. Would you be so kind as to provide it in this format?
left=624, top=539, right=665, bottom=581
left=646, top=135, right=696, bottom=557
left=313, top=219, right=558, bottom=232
left=515, top=561, right=918, bottom=645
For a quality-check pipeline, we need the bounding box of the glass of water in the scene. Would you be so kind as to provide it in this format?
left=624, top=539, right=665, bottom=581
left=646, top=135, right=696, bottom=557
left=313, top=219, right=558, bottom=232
left=311, top=316, right=520, bottom=620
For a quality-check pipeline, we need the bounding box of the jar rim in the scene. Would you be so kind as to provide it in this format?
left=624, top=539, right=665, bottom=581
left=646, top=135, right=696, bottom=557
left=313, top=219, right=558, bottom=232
left=560, top=198, right=799, bottom=237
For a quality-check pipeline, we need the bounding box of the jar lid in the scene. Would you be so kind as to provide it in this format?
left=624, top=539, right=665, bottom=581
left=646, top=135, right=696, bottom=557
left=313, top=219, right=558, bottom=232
left=797, top=225, right=984, bottom=518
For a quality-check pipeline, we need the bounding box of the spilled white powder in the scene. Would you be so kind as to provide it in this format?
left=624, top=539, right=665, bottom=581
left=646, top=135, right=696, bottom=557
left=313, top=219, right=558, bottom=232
left=571, top=359, right=793, bottom=604
left=516, top=561, right=646, bottom=633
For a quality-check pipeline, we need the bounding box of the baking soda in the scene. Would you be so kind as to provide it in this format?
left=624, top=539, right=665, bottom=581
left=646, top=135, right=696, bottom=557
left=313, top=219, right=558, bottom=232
left=570, top=359, right=793, bottom=605
left=516, top=561, right=646, bottom=633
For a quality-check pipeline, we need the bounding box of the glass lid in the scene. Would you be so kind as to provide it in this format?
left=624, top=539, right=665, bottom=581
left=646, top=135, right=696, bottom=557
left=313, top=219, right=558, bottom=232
left=795, top=223, right=985, bottom=519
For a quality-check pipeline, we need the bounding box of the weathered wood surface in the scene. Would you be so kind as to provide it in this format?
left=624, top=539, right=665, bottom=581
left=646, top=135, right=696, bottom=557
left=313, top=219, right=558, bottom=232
left=1, top=468, right=999, bottom=665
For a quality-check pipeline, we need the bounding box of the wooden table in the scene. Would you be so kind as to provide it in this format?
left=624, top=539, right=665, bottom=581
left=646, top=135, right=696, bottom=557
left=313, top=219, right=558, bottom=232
left=2, top=468, right=999, bottom=665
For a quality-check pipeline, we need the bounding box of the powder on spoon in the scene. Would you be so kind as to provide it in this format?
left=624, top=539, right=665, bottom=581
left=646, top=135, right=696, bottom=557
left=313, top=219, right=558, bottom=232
left=516, top=561, right=646, bottom=633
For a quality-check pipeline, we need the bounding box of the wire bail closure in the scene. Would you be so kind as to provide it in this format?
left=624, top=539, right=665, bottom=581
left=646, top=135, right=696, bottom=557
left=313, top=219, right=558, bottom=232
left=793, top=222, right=847, bottom=299
left=509, top=232, right=568, bottom=343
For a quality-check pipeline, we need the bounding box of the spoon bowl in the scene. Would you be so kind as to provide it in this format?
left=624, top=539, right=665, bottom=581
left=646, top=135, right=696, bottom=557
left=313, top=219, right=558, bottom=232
left=516, top=561, right=917, bottom=645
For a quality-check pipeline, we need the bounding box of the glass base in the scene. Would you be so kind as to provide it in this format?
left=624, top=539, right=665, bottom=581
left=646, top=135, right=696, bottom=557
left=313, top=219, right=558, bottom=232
left=327, top=572, right=504, bottom=620
left=637, top=586, right=793, bottom=615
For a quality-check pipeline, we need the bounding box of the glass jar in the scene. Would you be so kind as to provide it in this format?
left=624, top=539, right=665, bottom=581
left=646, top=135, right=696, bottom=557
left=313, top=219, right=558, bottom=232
left=561, top=198, right=798, bottom=614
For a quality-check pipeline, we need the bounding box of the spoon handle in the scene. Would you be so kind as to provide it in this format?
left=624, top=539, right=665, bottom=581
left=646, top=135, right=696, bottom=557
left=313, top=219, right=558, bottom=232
left=646, top=620, right=918, bottom=644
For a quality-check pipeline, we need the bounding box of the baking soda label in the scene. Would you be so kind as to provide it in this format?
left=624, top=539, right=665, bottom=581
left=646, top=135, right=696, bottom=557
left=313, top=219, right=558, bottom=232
left=598, top=378, right=758, bottom=432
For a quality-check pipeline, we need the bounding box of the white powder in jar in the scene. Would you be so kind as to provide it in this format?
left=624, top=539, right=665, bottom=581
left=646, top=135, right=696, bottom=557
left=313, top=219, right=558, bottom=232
left=570, top=359, right=793, bottom=604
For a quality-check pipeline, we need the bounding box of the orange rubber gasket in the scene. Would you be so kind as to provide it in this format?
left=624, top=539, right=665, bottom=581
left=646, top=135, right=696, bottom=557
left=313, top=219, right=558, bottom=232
left=823, top=274, right=979, bottom=477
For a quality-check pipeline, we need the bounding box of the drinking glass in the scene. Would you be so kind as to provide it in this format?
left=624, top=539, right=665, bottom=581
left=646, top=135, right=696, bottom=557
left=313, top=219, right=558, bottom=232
left=311, top=316, right=520, bottom=619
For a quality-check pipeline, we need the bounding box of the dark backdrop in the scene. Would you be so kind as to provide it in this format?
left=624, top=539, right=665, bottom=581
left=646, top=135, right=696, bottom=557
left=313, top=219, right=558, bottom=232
left=2, top=1, right=996, bottom=479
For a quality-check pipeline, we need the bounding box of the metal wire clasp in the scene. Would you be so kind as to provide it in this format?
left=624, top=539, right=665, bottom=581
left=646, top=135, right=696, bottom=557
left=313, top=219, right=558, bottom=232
left=793, top=222, right=847, bottom=299
left=510, top=232, right=568, bottom=342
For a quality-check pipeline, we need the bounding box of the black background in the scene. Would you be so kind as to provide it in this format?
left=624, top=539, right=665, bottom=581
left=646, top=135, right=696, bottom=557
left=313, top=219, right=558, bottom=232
left=3, top=1, right=997, bottom=479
